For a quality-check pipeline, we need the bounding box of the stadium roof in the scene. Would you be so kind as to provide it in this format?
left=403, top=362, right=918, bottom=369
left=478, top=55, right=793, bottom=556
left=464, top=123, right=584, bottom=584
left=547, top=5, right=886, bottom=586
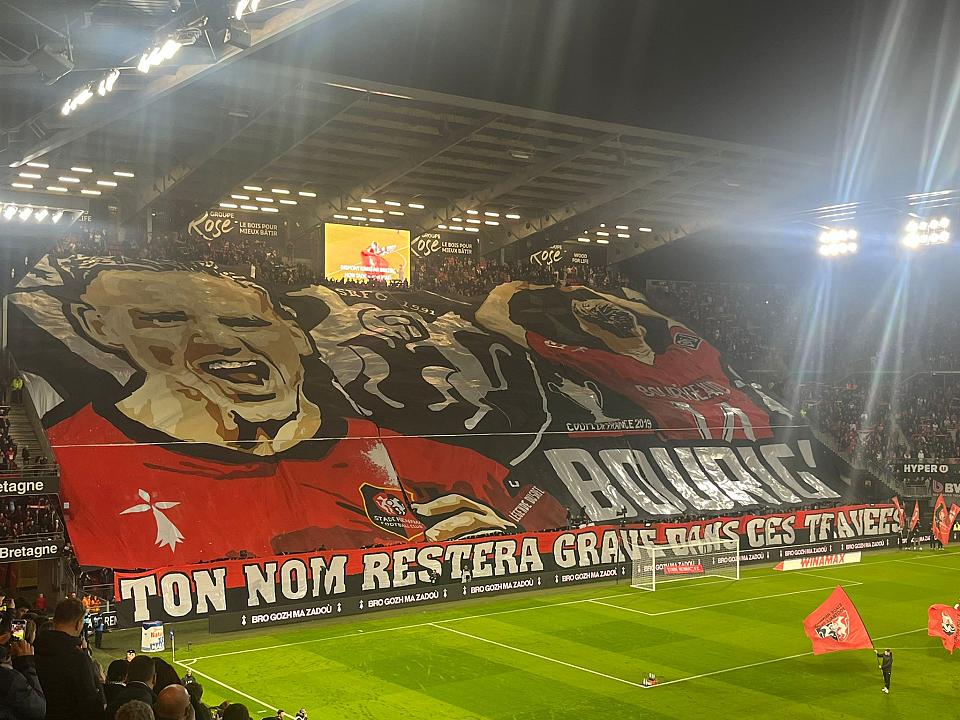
left=0, top=0, right=825, bottom=260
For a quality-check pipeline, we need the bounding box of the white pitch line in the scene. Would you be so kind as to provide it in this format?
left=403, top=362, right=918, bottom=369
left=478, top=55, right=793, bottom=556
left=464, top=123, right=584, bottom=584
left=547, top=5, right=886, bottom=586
left=895, top=557, right=960, bottom=571
left=590, top=584, right=851, bottom=617
left=173, top=659, right=291, bottom=718
left=796, top=571, right=865, bottom=585
left=430, top=622, right=648, bottom=689
left=654, top=651, right=812, bottom=686
left=185, top=590, right=639, bottom=662
left=652, top=626, right=928, bottom=688
left=182, top=570, right=841, bottom=662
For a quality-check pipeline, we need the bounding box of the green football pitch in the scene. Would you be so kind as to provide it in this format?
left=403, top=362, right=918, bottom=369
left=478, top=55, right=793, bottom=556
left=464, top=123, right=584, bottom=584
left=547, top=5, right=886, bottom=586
left=97, top=547, right=960, bottom=719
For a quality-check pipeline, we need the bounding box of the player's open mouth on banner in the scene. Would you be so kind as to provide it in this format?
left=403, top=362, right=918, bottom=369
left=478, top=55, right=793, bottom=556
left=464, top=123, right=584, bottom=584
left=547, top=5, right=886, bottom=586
left=200, top=359, right=271, bottom=385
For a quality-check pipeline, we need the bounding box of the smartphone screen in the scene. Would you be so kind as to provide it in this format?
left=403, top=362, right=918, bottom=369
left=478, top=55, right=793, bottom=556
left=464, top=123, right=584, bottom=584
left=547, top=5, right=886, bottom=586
left=11, top=620, right=25, bottom=641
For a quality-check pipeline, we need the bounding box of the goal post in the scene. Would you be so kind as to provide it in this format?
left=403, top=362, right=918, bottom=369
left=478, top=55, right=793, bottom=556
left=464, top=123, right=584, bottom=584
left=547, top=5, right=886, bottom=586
left=631, top=539, right=741, bottom=591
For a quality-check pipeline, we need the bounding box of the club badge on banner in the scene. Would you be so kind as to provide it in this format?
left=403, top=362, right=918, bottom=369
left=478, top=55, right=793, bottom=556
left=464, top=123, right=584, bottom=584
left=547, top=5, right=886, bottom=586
left=928, top=604, right=959, bottom=654
left=140, top=621, right=165, bottom=653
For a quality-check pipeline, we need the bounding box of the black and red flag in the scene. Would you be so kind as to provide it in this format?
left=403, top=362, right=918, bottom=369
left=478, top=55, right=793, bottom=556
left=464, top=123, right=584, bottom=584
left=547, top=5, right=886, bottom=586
left=928, top=604, right=959, bottom=654
left=803, top=586, right=874, bottom=655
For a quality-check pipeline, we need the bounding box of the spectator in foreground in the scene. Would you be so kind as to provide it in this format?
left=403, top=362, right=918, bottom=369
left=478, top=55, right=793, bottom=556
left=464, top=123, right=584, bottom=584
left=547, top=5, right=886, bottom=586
left=222, top=703, right=252, bottom=720
left=0, top=612, right=45, bottom=719
left=33, top=597, right=104, bottom=720
left=154, top=684, right=194, bottom=720
left=152, top=658, right=182, bottom=693
left=104, top=658, right=129, bottom=705
left=106, top=655, right=156, bottom=720
left=185, top=680, right=212, bottom=720
left=117, top=699, right=155, bottom=720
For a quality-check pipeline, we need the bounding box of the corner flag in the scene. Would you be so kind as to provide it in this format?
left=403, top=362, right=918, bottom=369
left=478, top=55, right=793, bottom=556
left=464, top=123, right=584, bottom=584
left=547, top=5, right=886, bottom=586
left=803, top=586, right=874, bottom=655
left=928, top=604, right=959, bottom=654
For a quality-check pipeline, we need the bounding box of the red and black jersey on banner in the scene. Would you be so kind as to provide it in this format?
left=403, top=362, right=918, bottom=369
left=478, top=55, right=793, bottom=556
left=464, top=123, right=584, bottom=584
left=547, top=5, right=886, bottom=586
left=485, top=282, right=771, bottom=440
left=8, top=258, right=848, bottom=570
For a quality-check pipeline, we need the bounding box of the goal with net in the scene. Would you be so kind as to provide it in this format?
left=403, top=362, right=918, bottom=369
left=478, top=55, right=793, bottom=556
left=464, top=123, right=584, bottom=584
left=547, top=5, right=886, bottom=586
left=631, top=539, right=740, bottom=591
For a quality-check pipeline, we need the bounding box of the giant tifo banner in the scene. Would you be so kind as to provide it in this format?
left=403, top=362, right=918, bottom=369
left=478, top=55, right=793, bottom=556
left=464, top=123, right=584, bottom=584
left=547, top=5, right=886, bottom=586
left=8, top=256, right=853, bottom=571
left=113, top=504, right=901, bottom=628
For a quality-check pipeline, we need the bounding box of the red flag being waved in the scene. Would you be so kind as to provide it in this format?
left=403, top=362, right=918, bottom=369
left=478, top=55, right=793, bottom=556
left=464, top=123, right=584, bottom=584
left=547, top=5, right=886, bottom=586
left=929, top=604, right=959, bottom=654
left=910, top=500, right=920, bottom=533
left=803, top=586, right=875, bottom=655
left=892, top=496, right=905, bottom=533
left=931, top=494, right=960, bottom=546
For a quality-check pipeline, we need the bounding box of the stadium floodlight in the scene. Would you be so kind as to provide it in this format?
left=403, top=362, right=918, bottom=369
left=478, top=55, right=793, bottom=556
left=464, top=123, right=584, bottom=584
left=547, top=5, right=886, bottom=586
left=51, top=210, right=64, bottom=223
left=816, top=227, right=859, bottom=257
left=3, top=205, right=17, bottom=220
left=901, top=216, right=950, bottom=249
left=33, top=208, right=48, bottom=222
left=18, top=206, right=33, bottom=221
left=505, top=213, right=521, bottom=220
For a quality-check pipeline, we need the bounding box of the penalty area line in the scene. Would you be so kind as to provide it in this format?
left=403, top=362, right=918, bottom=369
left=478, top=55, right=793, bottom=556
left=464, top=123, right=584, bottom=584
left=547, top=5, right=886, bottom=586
left=173, top=659, right=292, bottom=718
left=184, top=589, right=639, bottom=662
left=430, top=622, right=648, bottom=689
left=590, top=584, right=852, bottom=617
left=653, top=626, right=927, bottom=688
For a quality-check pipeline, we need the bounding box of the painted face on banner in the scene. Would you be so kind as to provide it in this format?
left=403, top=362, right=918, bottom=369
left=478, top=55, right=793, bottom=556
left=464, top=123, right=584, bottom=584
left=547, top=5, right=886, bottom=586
left=75, top=270, right=313, bottom=424
left=572, top=298, right=651, bottom=348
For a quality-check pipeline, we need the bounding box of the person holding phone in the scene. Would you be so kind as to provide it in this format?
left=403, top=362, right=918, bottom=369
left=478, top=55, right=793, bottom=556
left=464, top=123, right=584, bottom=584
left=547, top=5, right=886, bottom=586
left=0, top=611, right=46, bottom=719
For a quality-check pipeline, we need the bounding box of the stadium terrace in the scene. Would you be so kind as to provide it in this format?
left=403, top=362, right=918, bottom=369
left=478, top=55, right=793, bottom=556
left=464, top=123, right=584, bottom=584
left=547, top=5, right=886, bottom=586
left=0, top=2, right=958, bottom=719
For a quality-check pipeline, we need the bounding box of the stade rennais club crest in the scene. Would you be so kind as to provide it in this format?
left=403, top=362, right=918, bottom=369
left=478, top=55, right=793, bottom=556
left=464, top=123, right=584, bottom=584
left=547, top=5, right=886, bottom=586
left=8, top=255, right=854, bottom=571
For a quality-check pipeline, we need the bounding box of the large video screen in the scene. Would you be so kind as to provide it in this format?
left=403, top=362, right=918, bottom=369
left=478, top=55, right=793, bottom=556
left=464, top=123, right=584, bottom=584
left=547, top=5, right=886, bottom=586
left=324, top=223, right=410, bottom=283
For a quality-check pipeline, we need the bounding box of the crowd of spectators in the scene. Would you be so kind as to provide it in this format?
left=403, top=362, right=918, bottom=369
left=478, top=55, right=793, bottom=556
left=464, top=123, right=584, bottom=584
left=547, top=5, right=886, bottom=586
left=0, top=497, right=62, bottom=542
left=800, top=373, right=960, bottom=474
left=645, top=280, right=791, bottom=372
left=0, top=594, right=292, bottom=720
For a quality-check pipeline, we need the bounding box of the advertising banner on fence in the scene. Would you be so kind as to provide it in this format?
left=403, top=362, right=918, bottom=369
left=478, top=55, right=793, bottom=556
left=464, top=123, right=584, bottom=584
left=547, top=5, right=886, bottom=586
left=411, top=232, right=478, bottom=263
left=0, top=474, right=60, bottom=498
left=187, top=209, right=282, bottom=245
left=529, top=242, right=606, bottom=269
left=114, top=504, right=900, bottom=627
left=10, top=257, right=853, bottom=571
left=140, top=621, right=165, bottom=652
left=0, top=537, right=65, bottom=562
